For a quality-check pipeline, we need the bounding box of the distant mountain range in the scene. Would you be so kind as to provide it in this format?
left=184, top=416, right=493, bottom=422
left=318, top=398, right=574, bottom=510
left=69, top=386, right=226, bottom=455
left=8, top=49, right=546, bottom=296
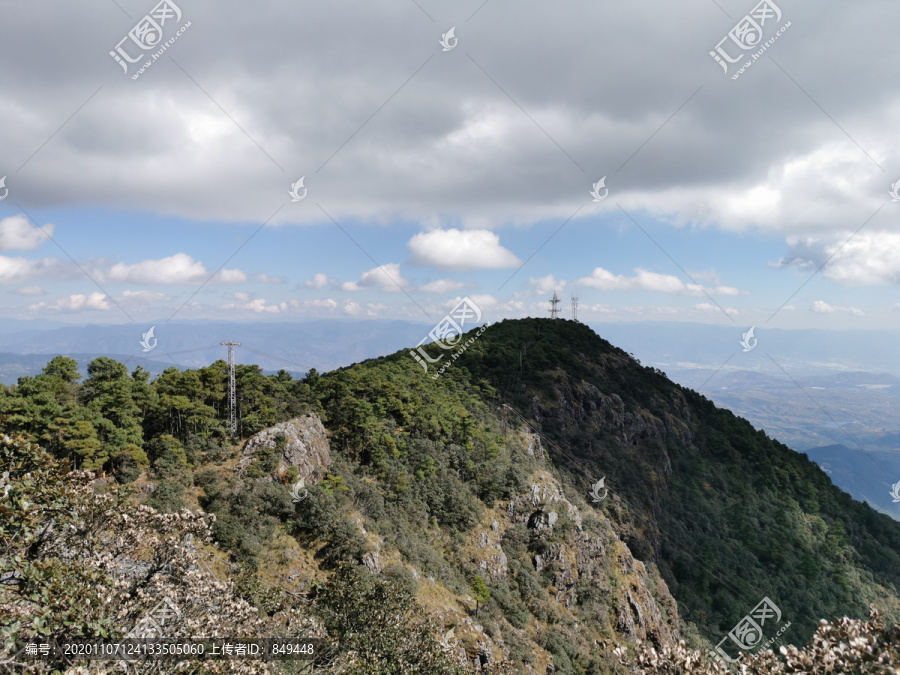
left=587, top=320, right=900, bottom=378
left=0, top=319, right=433, bottom=383
left=3, top=318, right=897, bottom=379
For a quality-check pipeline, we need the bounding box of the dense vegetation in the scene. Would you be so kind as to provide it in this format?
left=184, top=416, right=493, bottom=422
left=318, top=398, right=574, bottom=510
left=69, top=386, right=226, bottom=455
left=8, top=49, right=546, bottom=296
left=2, top=318, right=899, bottom=673
left=460, top=318, right=900, bottom=645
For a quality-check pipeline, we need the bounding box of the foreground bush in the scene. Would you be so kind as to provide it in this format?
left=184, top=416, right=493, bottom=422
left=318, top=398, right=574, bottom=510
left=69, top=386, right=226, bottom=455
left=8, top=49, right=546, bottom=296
left=616, top=607, right=900, bottom=674
left=0, top=434, right=318, bottom=674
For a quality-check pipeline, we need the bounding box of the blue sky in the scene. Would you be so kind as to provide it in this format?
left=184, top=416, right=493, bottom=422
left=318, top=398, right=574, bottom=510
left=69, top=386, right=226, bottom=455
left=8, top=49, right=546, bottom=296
left=3, top=202, right=895, bottom=330
left=0, top=0, right=898, bottom=330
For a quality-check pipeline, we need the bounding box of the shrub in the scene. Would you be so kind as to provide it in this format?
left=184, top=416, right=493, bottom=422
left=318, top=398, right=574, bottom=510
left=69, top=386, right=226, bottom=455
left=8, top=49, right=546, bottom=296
left=312, top=563, right=467, bottom=674
left=144, top=478, right=185, bottom=513
left=383, top=563, right=419, bottom=597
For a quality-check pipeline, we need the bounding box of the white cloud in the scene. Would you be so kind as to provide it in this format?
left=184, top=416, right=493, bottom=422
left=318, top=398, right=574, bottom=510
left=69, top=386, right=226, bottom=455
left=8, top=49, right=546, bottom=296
left=636, top=141, right=886, bottom=237
left=214, top=268, right=249, bottom=284
left=29, top=292, right=111, bottom=312
left=575, top=267, right=742, bottom=296
left=341, top=263, right=410, bottom=292
left=14, top=285, right=44, bottom=296
left=779, top=231, right=900, bottom=286
left=107, top=253, right=246, bottom=285
left=529, top=274, right=566, bottom=296
left=1, top=0, right=898, bottom=245
left=811, top=300, right=864, bottom=315
left=0, top=215, right=53, bottom=251
left=447, top=293, right=495, bottom=310
left=299, top=298, right=338, bottom=310
left=338, top=299, right=390, bottom=317
left=0, top=256, right=70, bottom=283
left=408, top=229, right=520, bottom=270
left=442, top=293, right=526, bottom=321
left=365, top=302, right=389, bottom=317
left=812, top=300, right=835, bottom=313
left=694, top=302, right=738, bottom=316
left=419, top=278, right=470, bottom=294
left=255, top=273, right=283, bottom=284
left=116, top=290, right=170, bottom=302
left=305, top=273, right=336, bottom=289
left=223, top=293, right=286, bottom=314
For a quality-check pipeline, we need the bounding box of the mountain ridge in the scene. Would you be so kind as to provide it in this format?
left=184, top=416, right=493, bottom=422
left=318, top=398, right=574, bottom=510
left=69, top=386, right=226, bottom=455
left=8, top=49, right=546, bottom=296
left=2, top=317, right=899, bottom=673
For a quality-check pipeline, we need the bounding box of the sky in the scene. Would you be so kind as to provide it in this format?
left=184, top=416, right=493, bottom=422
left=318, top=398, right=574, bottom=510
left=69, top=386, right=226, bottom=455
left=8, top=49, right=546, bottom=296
left=1, top=0, right=899, bottom=332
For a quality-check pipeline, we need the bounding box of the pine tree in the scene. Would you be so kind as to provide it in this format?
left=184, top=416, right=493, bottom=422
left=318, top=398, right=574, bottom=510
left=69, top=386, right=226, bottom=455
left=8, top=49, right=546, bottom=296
left=472, top=575, right=490, bottom=618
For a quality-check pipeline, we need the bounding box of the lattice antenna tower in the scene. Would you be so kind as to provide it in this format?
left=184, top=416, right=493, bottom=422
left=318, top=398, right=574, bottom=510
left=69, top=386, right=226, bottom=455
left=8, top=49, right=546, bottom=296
left=500, top=403, right=512, bottom=437
left=571, top=296, right=578, bottom=322
left=549, top=290, right=561, bottom=319
left=220, top=340, right=241, bottom=436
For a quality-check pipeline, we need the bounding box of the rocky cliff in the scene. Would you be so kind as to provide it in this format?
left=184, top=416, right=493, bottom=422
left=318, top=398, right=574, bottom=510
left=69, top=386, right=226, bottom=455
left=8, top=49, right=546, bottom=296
left=344, top=430, right=680, bottom=673
left=241, top=412, right=331, bottom=485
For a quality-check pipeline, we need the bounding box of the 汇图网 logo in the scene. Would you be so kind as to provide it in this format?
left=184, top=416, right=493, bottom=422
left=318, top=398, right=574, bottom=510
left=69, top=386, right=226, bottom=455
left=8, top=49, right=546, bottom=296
left=889, top=180, right=900, bottom=203
left=439, top=27, right=458, bottom=52
left=589, top=177, right=608, bottom=203
left=589, top=477, right=608, bottom=502
left=890, top=480, right=900, bottom=503
left=710, top=0, right=790, bottom=80
left=139, top=326, right=158, bottom=352
left=410, top=297, right=486, bottom=379
left=710, top=597, right=790, bottom=663
left=289, top=177, right=307, bottom=202
left=739, top=326, right=757, bottom=352
left=110, top=0, right=191, bottom=79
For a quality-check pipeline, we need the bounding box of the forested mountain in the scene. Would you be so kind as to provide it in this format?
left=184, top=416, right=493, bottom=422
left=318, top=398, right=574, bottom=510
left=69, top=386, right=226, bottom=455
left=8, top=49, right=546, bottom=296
left=2, top=318, right=899, bottom=673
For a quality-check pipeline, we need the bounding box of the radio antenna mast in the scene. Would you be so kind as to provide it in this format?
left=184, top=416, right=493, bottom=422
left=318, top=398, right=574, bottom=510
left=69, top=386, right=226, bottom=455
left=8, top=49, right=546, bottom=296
left=220, top=340, right=241, bottom=436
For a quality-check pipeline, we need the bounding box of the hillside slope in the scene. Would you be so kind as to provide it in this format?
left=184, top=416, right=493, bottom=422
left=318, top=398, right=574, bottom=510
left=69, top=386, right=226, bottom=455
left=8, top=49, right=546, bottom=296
left=458, top=319, right=900, bottom=645
left=2, top=318, right=899, bottom=673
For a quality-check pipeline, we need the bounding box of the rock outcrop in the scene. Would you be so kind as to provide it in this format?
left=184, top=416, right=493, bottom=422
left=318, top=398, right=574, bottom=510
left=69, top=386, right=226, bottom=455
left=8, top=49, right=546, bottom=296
left=241, top=413, right=331, bottom=485
left=502, top=470, right=680, bottom=646
left=448, top=467, right=680, bottom=671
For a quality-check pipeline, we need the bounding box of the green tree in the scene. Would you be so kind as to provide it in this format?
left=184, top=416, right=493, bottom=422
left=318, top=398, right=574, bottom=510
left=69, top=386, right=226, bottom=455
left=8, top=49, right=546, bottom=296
left=63, top=419, right=103, bottom=470
left=472, top=575, right=490, bottom=618
left=81, top=357, right=144, bottom=462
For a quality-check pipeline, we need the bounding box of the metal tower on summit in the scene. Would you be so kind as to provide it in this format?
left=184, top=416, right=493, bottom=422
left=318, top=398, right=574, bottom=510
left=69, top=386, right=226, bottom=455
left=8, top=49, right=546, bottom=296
left=220, top=340, right=241, bottom=436
left=549, top=291, right=561, bottom=319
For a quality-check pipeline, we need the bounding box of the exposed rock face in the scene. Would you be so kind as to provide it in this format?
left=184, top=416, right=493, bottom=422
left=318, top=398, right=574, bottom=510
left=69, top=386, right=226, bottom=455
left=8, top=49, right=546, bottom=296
left=353, top=515, right=385, bottom=573
left=362, top=547, right=383, bottom=573
left=523, top=431, right=545, bottom=460
left=464, top=522, right=510, bottom=580
left=503, top=470, right=680, bottom=646
left=400, top=467, right=681, bottom=674
left=241, top=413, right=331, bottom=485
